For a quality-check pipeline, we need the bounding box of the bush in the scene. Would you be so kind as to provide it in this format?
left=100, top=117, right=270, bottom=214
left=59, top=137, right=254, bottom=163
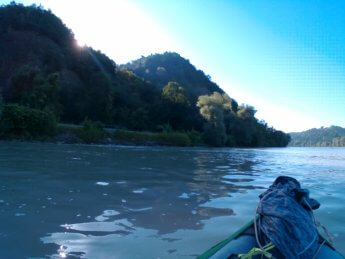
left=202, top=123, right=226, bottom=147
left=0, top=104, right=57, bottom=139
left=157, top=132, right=191, bottom=146
left=113, top=129, right=191, bottom=146
left=226, top=135, right=236, bottom=147
left=187, top=129, right=203, bottom=145
left=113, top=130, right=156, bottom=143
left=77, top=120, right=106, bottom=143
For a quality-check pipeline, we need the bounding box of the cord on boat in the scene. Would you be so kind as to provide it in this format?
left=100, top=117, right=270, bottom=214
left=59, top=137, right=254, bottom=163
left=254, top=191, right=272, bottom=249
left=253, top=191, right=333, bottom=259
left=303, top=197, right=333, bottom=259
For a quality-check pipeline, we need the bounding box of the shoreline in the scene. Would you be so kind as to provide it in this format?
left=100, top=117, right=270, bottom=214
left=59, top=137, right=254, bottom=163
left=0, top=123, right=290, bottom=148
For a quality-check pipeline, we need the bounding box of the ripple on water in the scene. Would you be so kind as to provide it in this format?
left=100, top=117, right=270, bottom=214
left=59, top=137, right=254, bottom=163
left=2, top=144, right=345, bottom=258
left=133, top=188, right=148, bottom=194
left=96, top=182, right=109, bottom=186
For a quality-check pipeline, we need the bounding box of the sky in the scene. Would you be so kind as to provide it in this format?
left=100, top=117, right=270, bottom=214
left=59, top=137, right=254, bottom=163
left=1, top=0, right=345, bottom=132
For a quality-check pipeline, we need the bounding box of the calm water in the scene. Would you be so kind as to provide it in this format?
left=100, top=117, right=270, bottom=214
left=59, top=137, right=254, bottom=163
left=0, top=142, right=344, bottom=258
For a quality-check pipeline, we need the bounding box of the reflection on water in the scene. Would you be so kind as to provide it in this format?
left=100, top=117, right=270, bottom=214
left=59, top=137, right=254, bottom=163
left=0, top=143, right=344, bottom=258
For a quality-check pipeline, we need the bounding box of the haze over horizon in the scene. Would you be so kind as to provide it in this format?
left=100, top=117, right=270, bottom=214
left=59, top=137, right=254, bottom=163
left=1, top=0, right=344, bottom=132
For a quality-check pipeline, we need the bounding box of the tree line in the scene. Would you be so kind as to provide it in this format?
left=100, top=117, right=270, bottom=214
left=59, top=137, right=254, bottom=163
left=289, top=126, right=345, bottom=147
left=0, top=3, right=290, bottom=147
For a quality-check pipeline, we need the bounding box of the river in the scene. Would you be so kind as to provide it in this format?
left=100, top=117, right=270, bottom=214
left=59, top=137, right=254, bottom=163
left=0, top=142, right=344, bottom=258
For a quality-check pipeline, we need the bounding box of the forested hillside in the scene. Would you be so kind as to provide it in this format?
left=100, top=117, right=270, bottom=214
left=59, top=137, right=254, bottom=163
left=123, top=52, right=223, bottom=102
left=0, top=3, right=290, bottom=147
left=289, top=126, right=345, bottom=147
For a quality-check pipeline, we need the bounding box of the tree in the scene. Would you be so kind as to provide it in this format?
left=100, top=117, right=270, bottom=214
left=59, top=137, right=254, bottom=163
left=6, top=66, right=61, bottom=117
left=160, top=82, right=190, bottom=130
left=237, top=105, right=256, bottom=119
left=197, top=92, right=232, bottom=146
left=162, top=81, right=189, bottom=106
left=0, top=104, right=57, bottom=138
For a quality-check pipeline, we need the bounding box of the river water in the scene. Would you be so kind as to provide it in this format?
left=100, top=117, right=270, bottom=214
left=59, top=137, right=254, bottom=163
left=0, top=142, right=344, bottom=258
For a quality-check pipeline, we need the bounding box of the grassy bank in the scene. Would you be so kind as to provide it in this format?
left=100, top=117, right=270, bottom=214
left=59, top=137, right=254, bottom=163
left=56, top=122, right=203, bottom=147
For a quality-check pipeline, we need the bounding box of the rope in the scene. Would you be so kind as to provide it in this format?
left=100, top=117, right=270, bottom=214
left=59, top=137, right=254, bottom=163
left=254, top=192, right=333, bottom=259
left=312, top=240, right=326, bottom=259
left=254, top=190, right=273, bottom=249
left=303, top=197, right=333, bottom=259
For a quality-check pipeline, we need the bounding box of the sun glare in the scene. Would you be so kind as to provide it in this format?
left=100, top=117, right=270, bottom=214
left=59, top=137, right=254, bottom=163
left=40, top=0, right=180, bottom=63
left=76, top=39, right=85, bottom=48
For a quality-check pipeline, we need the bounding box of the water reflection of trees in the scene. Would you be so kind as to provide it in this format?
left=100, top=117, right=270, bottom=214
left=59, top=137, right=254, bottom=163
left=96, top=148, right=264, bottom=235
left=39, top=147, right=266, bottom=257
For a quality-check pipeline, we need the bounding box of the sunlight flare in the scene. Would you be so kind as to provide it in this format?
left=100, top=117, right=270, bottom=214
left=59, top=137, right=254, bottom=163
left=40, top=0, right=180, bottom=63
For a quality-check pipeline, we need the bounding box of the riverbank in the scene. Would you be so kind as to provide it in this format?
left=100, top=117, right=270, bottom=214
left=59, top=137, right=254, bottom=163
left=0, top=121, right=291, bottom=148
left=37, top=123, right=203, bottom=147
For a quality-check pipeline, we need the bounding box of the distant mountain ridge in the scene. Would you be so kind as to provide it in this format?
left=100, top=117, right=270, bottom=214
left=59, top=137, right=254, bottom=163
left=289, top=126, right=345, bottom=147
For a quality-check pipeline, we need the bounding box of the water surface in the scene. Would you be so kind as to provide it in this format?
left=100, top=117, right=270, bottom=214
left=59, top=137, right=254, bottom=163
left=0, top=142, right=344, bottom=258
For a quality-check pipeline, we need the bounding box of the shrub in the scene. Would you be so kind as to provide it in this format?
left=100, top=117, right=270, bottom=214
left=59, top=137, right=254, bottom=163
left=0, top=104, right=57, bottom=139
left=202, top=123, right=226, bottom=147
left=157, top=131, right=191, bottom=146
left=77, top=120, right=106, bottom=143
left=226, top=135, right=236, bottom=147
left=187, top=129, right=203, bottom=145
left=113, top=130, right=159, bottom=144
left=113, top=129, right=191, bottom=146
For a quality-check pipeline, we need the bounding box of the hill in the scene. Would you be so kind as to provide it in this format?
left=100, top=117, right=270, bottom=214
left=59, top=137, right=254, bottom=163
left=123, top=52, right=223, bottom=102
left=289, top=126, right=345, bottom=147
left=0, top=2, right=159, bottom=126
left=0, top=3, right=290, bottom=147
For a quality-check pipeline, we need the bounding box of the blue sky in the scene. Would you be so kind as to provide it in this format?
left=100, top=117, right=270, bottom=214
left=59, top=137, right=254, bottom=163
left=1, top=0, right=345, bottom=132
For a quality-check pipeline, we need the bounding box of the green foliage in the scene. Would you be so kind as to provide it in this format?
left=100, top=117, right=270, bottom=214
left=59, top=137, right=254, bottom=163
left=7, top=66, right=61, bottom=116
left=333, top=136, right=345, bottom=147
left=197, top=92, right=234, bottom=146
left=77, top=120, right=107, bottom=143
left=0, top=4, right=291, bottom=147
left=237, top=105, right=256, bottom=119
left=197, top=92, right=290, bottom=147
left=126, top=107, right=151, bottom=131
left=113, top=129, right=192, bottom=146
left=159, top=82, right=192, bottom=130
left=202, top=122, right=227, bottom=147
left=157, top=131, right=191, bottom=146
left=113, top=130, right=157, bottom=143
left=0, top=104, right=57, bottom=139
left=157, top=123, right=173, bottom=133
left=289, top=126, right=345, bottom=147
left=0, top=2, right=72, bottom=47
left=197, top=92, right=232, bottom=124
left=162, top=82, right=190, bottom=106
left=226, top=135, right=236, bottom=147
left=123, top=52, right=224, bottom=102
left=187, top=129, right=203, bottom=145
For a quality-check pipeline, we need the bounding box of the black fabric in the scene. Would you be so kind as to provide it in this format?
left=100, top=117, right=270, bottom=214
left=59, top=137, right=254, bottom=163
left=257, top=176, right=320, bottom=259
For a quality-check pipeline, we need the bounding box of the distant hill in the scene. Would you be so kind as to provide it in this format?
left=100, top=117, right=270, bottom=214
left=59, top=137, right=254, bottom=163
left=123, top=52, right=223, bottom=102
left=289, top=126, right=345, bottom=147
